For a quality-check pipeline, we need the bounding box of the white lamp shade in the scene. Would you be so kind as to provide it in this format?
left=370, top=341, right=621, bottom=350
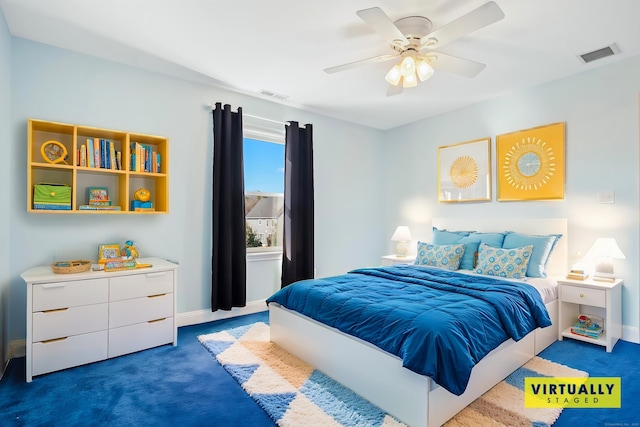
left=402, top=73, right=417, bottom=88
left=391, top=226, right=412, bottom=242
left=416, top=59, right=434, bottom=81
left=385, top=64, right=402, bottom=86
left=584, top=238, right=625, bottom=260
left=400, top=56, right=416, bottom=77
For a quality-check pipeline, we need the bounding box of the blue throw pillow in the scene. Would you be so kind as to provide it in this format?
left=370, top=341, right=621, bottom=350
left=414, top=242, right=465, bottom=271
left=457, top=232, right=507, bottom=270
left=502, top=232, right=562, bottom=278
left=431, top=227, right=473, bottom=244
left=475, top=243, right=533, bottom=279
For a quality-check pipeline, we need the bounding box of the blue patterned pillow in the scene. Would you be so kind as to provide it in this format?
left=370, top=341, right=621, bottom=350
left=414, top=242, right=465, bottom=271
left=475, top=243, right=533, bottom=279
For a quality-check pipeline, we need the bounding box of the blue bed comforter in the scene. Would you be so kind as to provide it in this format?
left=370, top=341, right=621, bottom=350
left=266, top=265, right=552, bottom=396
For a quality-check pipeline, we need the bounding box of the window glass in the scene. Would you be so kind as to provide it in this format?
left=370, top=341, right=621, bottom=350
left=244, top=137, right=284, bottom=251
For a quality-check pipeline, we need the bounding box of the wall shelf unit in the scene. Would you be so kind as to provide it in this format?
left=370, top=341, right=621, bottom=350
left=28, top=119, right=169, bottom=214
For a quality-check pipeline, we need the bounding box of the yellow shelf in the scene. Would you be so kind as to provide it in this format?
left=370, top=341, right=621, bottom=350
left=27, top=119, right=169, bottom=214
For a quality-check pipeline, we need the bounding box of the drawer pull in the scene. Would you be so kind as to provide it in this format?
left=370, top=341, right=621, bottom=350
left=145, top=272, right=166, bottom=278
left=580, top=293, right=584, bottom=298
left=42, top=308, right=69, bottom=313
left=41, top=337, right=68, bottom=344
left=147, top=294, right=166, bottom=298
left=41, top=283, right=66, bottom=289
left=148, top=318, right=166, bottom=323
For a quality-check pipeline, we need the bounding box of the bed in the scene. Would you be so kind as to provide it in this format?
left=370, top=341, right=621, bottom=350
left=267, top=218, right=566, bottom=426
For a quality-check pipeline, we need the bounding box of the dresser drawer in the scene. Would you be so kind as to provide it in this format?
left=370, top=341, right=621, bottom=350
left=109, top=293, right=173, bottom=328
left=562, top=285, right=605, bottom=307
left=33, top=278, right=109, bottom=311
left=32, top=330, right=108, bottom=376
left=33, top=303, right=108, bottom=342
left=108, top=317, right=174, bottom=358
left=109, top=271, right=173, bottom=301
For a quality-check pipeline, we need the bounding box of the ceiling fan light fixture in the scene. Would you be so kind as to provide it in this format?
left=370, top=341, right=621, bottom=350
left=400, top=56, right=416, bottom=77
left=416, top=59, right=435, bottom=81
left=385, top=64, right=402, bottom=86
left=402, top=72, right=417, bottom=88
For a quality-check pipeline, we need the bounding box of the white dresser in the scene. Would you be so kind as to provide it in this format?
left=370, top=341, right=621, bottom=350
left=21, top=257, right=178, bottom=382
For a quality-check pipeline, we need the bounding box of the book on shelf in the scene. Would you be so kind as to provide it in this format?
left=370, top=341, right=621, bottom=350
left=571, top=314, right=604, bottom=339
left=78, top=205, right=121, bottom=211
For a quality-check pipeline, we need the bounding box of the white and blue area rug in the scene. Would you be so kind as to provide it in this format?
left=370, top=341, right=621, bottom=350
left=199, top=322, right=587, bottom=427
left=198, top=322, right=406, bottom=426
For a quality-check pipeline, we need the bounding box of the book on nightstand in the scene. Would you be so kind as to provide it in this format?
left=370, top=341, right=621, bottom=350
left=566, top=269, right=588, bottom=280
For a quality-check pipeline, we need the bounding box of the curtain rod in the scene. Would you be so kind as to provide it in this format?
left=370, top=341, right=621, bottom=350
left=205, top=103, right=289, bottom=126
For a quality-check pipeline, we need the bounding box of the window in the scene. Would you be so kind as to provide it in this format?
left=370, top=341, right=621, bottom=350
left=244, top=137, right=284, bottom=252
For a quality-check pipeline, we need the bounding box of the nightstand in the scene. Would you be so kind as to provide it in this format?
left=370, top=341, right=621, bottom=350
left=381, top=254, right=416, bottom=266
left=557, top=277, right=622, bottom=352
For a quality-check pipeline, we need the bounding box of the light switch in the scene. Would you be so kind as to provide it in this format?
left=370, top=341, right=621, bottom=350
left=598, top=191, right=615, bottom=204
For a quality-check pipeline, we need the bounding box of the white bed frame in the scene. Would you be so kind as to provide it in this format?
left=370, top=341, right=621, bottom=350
left=270, top=218, right=567, bottom=427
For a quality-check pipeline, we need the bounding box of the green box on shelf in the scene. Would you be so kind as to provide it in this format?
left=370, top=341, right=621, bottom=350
left=33, top=183, right=71, bottom=210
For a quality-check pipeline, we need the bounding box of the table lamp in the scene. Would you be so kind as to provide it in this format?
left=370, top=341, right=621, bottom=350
left=584, top=238, right=625, bottom=282
left=391, top=226, right=412, bottom=257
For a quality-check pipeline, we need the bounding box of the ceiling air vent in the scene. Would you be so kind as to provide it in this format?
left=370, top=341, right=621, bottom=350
left=258, top=89, right=290, bottom=101
left=578, top=44, right=619, bottom=64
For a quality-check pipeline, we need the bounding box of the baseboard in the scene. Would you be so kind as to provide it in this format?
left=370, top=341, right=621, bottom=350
left=8, top=339, right=26, bottom=360
left=176, top=300, right=268, bottom=327
left=622, top=324, right=640, bottom=344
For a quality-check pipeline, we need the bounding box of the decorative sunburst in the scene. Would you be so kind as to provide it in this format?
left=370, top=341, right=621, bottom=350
left=502, top=137, right=555, bottom=191
left=449, top=155, right=478, bottom=189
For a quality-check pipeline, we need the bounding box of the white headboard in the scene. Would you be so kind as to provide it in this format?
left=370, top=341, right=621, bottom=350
left=432, top=218, right=568, bottom=277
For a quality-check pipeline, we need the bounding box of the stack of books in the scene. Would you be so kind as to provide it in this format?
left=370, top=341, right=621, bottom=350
left=566, top=268, right=588, bottom=280
left=571, top=314, right=604, bottom=339
left=78, top=187, right=122, bottom=211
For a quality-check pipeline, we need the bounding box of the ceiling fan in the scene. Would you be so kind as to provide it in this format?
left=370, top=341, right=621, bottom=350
left=324, top=1, right=505, bottom=94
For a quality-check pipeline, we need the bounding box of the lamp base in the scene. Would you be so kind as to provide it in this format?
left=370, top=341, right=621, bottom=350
left=593, top=257, right=616, bottom=282
left=395, top=241, right=408, bottom=257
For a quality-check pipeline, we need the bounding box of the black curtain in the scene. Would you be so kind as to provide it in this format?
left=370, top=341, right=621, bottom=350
left=211, top=103, right=246, bottom=311
left=281, top=122, right=314, bottom=288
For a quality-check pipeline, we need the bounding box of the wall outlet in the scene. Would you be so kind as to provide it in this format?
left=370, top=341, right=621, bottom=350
left=598, top=190, right=615, bottom=204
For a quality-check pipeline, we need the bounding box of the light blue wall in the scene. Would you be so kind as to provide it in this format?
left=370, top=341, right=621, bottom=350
left=8, top=38, right=387, bottom=346
left=383, top=56, right=640, bottom=339
left=0, top=7, right=11, bottom=365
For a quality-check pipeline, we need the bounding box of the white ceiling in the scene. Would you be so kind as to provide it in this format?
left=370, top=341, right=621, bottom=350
left=2, top=0, right=639, bottom=130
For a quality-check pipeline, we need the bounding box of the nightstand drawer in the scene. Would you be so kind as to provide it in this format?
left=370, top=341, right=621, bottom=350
left=562, top=285, right=605, bottom=307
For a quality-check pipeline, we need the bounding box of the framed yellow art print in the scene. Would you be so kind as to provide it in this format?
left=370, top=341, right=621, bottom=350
left=497, top=122, right=565, bottom=201
left=438, top=137, right=491, bottom=203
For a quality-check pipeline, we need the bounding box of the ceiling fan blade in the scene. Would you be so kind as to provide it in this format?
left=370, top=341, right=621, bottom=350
left=386, top=84, right=403, bottom=97
left=420, top=1, right=504, bottom=49
left=357, top=7, right=408, bottom=47
left=428, top=52, right=486, bottom=78
left=324, top=54, right=397, bottom=74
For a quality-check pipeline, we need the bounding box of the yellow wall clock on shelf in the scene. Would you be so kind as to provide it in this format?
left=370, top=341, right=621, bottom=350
left=41, top=140, right=69, bottom=164
left=496, top=122, right=565, bottom=201
left=27, top=118, right=169, bottom=214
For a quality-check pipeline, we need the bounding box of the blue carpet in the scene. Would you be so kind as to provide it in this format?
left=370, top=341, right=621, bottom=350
left=539, top=338, right=640, bottom=427
left=0, top=311, right=275, bottom=427
left=1, top=310, right=639, bottom=426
